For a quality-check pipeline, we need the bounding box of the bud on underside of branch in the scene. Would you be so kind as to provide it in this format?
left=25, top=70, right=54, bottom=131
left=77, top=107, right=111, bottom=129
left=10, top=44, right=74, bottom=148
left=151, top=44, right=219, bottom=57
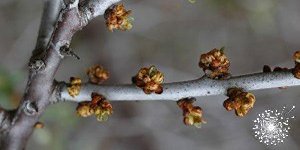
left=223, top=88, right=256, bottom=117
left=177, top=97, right=206, bottom=128
left=76, top=93, right=113, bottom=122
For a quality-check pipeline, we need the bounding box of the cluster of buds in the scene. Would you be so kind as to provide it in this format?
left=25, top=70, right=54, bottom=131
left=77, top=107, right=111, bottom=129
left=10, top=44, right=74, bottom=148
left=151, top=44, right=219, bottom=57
left=199, top=47, right=230, bottom=79
left=104, top=4, right=133, bottom=31
left=87, top=65, right=109, bottom=85
left=177, top=98, right=206, bottom=128
left=293, top=51, right=300, bottom=79
left=67, top=77, right=82, bottom=97
left=76, top=93, right=113, bottom=122
left=223, top=88, right=256, bottom=117
left=132, top=66, right=164, bottom=94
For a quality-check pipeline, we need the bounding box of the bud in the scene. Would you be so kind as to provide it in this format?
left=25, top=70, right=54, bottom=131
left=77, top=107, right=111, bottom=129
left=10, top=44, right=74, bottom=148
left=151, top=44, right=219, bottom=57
left=34, top=122, right=44, bottom=129
left=177, top=98, right=206, bottom=128
left=223, top=88, right=255, bottom=117
left=91, top=93, right=113, bottom=122
left=132, top=66, right=164, bottom=94
left=67, top=77, right=81, bottom=97
left=104, top=4, right=133, bottom=31
left=75, top=93, right=113, bottom=122
left=199, top=48, right=230, bottom=79
left=76, top=102, right=94, bottom=117
left=87, top=65, right=109, bottom=85
left=293, top=51, right=300, bottom=79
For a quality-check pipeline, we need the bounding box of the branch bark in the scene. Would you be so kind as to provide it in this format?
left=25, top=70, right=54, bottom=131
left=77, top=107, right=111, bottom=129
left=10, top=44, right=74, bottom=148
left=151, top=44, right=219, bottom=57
left=55, top=70, right=300, bottom=102
left=0, top=0, right=121, bottom=149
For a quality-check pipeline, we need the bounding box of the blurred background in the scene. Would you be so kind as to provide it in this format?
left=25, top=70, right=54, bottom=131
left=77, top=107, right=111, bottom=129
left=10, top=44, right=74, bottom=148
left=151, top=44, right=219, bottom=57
left=0, top=0, right=300, bottom=149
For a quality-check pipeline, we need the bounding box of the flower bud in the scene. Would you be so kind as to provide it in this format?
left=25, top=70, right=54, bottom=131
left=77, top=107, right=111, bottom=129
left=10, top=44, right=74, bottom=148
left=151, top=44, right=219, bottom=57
left=87, top=65, right=109, bottom=84
left=67, top=77, right=81, bottom=97
left=132, top=66, right=164, bottom=94
left=104, top=4, right=133, bottom=31
left=199, top=48, right=230, bottom=79
left=223, top=88, right=255, bottom=117
left=177, top=98, right=206, bottom=128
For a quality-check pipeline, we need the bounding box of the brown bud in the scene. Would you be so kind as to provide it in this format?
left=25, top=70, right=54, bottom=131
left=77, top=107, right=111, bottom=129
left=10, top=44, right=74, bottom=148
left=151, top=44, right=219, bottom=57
left=263, top=65, right=272, bottom=73
left=67, top=77, right=81, bottom=97
left=293, top=63, right=300, bottom=79
left=199, top=48, right=230, bottom=79
left=273, top=67, right=289, bottom=72
left=223, top=88, right=255, bottom=117
left=87, top=65, right=109, bottom=84
left=293, top=51, right=300, bottom=79
left=76, top=101, right=94, bottom=117
left=91, top=93, right=113, bottom=122
left=293, top=51, right=300, bottom=63
left=177, top=98, right=206, bottom=128
left=34, top=122, right=44, bottom=129
left=76, top=93, right=113, bottom=122
left=104, top=4, right=133, bottom=31
left=132, top=66, right=164, bottom=94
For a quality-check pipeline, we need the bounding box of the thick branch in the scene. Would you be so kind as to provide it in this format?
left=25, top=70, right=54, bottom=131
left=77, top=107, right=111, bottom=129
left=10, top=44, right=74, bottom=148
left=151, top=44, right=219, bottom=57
left=0, top=0, right=121, bottom=149
left=31, top=0, right=64, bottom=61
left=0, top=108, right=13, bottom=133
left=55, top=70, right=300, bottom=102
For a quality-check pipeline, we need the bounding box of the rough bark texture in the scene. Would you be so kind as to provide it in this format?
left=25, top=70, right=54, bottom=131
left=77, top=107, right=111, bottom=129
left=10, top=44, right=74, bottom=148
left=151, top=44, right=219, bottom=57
left=0, top=0, right=121, bottom=149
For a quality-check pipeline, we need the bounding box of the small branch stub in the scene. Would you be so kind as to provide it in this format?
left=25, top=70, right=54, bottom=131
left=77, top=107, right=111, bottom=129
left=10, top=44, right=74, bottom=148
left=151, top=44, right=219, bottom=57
left=23, top=101, right=38, bottom=116
left=28, top=59, right=46, bottom=72
left=67, top=0, right=79, bottom=9
left=199, top=47, right=230, bottom=79
left=223, top=88, right=256, bottom=117
left=104, top=4, right=133, bottom=31
left=59, top=45, right=80, bottom=60
left=132, top=65, right=164, bottom=94
left=177, top=98, right=206, bottom=128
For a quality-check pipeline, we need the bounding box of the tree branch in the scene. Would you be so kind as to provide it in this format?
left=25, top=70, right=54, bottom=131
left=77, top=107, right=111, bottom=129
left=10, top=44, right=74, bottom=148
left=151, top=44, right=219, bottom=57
left=0, top=0, right=121, bottom=149
left=54, top=70, right=300, bottom=102
left=31, top=0, right=64, bottom=61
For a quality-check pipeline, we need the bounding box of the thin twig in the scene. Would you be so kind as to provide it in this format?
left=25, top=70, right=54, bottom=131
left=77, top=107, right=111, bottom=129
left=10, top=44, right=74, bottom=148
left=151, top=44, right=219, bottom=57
left=55, top=70, right=300, bottom=102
